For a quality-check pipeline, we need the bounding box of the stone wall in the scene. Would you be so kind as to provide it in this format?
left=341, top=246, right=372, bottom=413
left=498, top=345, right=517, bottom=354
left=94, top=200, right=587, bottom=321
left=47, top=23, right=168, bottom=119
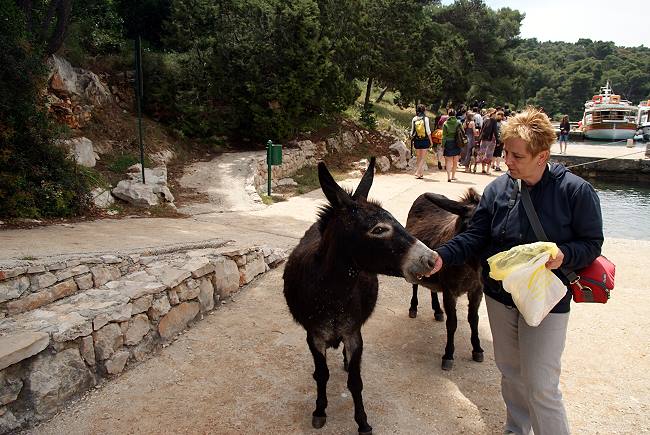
left=252, top=140, right=322, bottom=192
left=0, top=242, right=286, bottom=434
left=551, top=155, right=650, bottom=182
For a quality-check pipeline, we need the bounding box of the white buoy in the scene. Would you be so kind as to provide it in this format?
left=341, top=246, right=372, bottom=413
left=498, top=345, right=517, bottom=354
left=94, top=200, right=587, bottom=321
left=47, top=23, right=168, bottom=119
left=626, top=138, right=634, bottom=148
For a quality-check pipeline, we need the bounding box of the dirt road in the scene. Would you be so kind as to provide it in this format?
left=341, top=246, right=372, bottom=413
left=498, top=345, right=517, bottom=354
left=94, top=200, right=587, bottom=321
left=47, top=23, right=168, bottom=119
left=26, top=238, right=649, bottom=434
left=5, top=145, right=649, bottom=434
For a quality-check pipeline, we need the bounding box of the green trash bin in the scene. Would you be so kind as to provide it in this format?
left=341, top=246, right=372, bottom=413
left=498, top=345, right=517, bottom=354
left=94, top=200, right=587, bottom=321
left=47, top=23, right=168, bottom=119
left=267, top=142, right=282, bottom=165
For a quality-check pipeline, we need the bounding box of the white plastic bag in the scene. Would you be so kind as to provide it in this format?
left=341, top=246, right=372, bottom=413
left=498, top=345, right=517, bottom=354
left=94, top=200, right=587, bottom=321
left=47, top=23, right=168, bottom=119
left=487, top=242, right=567, bottom=327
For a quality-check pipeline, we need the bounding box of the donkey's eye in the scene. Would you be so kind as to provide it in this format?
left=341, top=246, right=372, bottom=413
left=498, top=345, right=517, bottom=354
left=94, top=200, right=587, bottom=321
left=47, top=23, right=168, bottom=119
left=371, top=226, right=388, bottom=235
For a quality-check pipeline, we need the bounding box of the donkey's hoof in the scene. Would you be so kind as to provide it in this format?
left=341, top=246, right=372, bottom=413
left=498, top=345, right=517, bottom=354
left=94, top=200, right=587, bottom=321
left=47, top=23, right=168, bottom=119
left=359, top=424, right=373, bottom=435
left=434, top=312, right=444, bottom=322
left=312, top=415, right=327, bottom=429
left=472, top=351, right=484, bottom=363
left=441, top=358, right=454, bottom=370
left=408, top=309, right=417, bottom=319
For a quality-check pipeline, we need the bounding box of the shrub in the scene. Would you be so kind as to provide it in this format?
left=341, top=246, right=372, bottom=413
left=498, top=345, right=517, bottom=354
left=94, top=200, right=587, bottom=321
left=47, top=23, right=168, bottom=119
left=0, top=4, right=90, bottom=218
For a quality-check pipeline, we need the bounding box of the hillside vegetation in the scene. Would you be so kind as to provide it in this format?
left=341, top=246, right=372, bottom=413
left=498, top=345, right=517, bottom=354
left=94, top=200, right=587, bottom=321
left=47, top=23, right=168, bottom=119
left=2, top=0, right=650, bottom=218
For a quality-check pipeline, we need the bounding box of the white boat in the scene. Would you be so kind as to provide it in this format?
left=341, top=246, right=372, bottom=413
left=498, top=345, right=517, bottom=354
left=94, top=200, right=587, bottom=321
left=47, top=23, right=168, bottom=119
left=637, top=100, right=650, bottom=141
left=581, top=82, right=638, bottom=140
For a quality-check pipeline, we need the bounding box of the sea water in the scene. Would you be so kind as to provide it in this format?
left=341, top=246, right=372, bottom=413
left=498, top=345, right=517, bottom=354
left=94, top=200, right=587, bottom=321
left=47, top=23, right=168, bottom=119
left=591, top=180, right=650, bottom=241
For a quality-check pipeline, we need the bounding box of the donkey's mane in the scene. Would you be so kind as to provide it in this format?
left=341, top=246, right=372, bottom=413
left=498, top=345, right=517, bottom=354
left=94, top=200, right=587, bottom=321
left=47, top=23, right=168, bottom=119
left=459, top=188, right=481, bottom=205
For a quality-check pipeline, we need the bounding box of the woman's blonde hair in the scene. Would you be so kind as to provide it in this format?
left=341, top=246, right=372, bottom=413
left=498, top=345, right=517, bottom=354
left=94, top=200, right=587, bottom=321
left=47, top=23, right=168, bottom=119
left=500, top=107, right=556, bottom=155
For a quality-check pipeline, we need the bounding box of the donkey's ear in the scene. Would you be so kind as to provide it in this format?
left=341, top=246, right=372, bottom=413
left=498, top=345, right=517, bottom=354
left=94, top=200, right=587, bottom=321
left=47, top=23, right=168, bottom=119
left=318, top=161, right=352, bottom=208
left=352, top=157, right=375, bottom=200
left=424, top=193, right=472, bottom=217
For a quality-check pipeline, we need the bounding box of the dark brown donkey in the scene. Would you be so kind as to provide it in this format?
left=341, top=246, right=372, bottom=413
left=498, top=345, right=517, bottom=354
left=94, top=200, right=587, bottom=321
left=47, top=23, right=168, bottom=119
left=405, top=188, right=484, bottom=370
left=283, top=158, right=438, bottom=435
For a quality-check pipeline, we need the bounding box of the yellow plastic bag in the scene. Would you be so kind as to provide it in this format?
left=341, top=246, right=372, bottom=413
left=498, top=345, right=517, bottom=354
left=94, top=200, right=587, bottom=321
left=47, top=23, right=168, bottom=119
left=487, top=242, right=567, bottom=327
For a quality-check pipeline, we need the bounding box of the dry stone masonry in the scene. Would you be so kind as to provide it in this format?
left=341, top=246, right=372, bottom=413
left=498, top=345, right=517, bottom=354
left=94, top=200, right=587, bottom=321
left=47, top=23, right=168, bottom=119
left=0, top=242, right=286, bottom=434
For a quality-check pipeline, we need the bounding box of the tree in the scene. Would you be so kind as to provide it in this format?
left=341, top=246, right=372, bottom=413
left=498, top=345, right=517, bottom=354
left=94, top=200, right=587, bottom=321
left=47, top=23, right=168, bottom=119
left=16, top=0, right=72, bottom=55
left=1, top=2, right=89, bottom=217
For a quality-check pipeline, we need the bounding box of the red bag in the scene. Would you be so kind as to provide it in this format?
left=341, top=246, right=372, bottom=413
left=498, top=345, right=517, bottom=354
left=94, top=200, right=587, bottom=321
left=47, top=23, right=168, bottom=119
left=569, top=256, right=615, bottom=303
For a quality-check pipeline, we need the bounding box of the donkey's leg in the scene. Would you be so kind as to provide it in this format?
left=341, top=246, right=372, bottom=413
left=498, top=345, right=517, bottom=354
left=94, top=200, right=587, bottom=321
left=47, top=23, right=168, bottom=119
left=307, top=333, right=329, bottom=429
left=343, top=345, right=349, bottom=372
left=441, top=291, right=458, bottom=371
left=468, top=289, right=484, bottom=362
left=343, top=330, right=372, bottom=435
left=431, top=290, right=445, bottom=322
left=409, top=284, right=419, bottom=318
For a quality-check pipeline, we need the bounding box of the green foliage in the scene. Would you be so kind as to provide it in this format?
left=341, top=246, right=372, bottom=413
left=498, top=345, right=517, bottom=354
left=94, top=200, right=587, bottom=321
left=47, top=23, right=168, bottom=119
left=0, top=3, right=90, bottom=219
left=105, top=152, right=152, bottom=174
left=359, top=105, right=378, bottom=130
left=513, top=39, right=650, bottom=120
left=157, top=0, right=359, bottom=142
left=70, top=0, right=125, bottom=56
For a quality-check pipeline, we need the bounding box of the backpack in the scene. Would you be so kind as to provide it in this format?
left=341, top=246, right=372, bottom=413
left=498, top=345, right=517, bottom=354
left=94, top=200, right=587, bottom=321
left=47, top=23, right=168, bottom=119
left=413, top=116, right=427, bottom=139
left=432, top=128, right=443, bottom=145
left=454, top=121, right=468, bottom=147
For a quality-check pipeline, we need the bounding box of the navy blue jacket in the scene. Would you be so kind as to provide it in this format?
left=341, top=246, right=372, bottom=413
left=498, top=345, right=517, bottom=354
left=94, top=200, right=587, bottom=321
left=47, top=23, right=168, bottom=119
left=437, top=163, right=604, bottom=312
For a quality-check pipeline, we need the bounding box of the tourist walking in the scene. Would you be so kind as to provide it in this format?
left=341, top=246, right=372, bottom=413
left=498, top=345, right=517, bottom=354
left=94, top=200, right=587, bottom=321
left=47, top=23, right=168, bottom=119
left=477, top=109, right=498, bottom=174
left=461, top=112, right=477, bottom=169
left=430, top=108, right=603, bottom=435
left=473, top=106, right=483, bottom=131
left=442, top=109, right=462, bottom=182
left=493, top=110, right=505, bottom=171
left=410, top=104, right=433, bottom=179
left=559, top=115, right=570, bottom=154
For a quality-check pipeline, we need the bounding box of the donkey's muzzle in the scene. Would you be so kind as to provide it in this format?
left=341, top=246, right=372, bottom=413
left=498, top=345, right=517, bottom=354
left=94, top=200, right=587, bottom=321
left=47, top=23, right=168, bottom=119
left=402, top=240, right=438, bottom=284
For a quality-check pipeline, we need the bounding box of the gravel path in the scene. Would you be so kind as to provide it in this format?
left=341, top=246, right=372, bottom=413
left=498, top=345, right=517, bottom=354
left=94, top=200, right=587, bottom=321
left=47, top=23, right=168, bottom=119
left=25, top=237, right=650, bottom=435
left=177, top=151, right=267, bottom=215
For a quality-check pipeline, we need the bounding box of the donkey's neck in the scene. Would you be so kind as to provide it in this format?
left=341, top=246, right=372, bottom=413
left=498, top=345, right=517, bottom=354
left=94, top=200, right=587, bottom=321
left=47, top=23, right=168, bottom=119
left=319, top=233, right=366, bottom=285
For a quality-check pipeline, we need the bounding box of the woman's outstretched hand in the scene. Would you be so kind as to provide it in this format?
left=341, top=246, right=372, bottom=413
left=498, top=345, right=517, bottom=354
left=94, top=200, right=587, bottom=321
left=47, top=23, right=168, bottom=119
left=432, top=252, right=444, bottom=274
left=545, top=249, right=565, bottom=270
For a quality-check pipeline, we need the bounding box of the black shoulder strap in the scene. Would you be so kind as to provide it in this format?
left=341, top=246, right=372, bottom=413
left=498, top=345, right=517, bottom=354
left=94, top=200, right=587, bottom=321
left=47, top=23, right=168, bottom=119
left=519, top=183, right=548, bottom=241
left=519, top=180, right=580, bottom=283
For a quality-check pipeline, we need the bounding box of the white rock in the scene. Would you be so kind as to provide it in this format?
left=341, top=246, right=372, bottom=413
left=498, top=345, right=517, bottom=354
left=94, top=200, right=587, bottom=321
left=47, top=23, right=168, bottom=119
left=148, top=295, right=171, bottom=320
left=376, top=156, right=391, bottom=172
left=0, top=332, right=49, bottom=371
left=197, top=278, right=215, bottom=312
left=104, top=350, right=129, bottom=375
left=389, top=140, right=411, bottom=169
left=112, top=180, right=159, bottom=207
left=0, top=276, right=30, bottom=303
left=277, top=178, right=297, bottom=187
left=239, top=254, right=265, bottom=285
left=93, top=323, right=123, bottom=360
left=52, top=312, right=93, bottom=342
left=126, top=164, right=168, bottom=186
left=181, top=257, right=215, bottom=278
left=123, top=314, right=150, bottom=346
left=91, top=188, right=115, bottom=208
left=63, top=137, right=96, bottom=167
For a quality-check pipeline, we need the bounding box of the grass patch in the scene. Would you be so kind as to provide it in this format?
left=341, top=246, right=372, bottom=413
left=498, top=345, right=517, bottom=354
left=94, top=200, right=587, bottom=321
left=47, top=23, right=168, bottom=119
left=259, top=194, right=287, bottom=205
left=78, top=166, right=111, bottom=189
left=294, top=165, right=347, bottom=194
left=105, top=152, right=153, bottom=174
left=106, top=203, right=124, bottom=214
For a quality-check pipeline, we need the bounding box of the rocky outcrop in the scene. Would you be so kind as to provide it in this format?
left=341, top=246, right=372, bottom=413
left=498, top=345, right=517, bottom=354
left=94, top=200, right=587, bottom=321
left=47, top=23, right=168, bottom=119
left=46, top=55, right=112, bottom=129
left=389, top=140, right=411, bottom=170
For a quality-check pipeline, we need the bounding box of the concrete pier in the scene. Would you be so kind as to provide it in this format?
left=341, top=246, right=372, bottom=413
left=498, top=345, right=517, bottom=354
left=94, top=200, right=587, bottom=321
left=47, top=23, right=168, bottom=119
left=549, top=141, right=649, bottom=182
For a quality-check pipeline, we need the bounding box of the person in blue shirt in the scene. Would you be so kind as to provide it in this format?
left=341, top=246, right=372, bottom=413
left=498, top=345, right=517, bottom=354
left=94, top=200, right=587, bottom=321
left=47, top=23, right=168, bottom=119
left=431, top=107, right=603, bottom=435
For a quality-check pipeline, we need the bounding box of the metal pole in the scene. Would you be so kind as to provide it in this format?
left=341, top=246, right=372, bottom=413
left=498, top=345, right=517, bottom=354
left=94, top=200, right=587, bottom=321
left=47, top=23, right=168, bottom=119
left=267, top=140, right=272, bottom=196
left=135, top=35, right=145, bottom=184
